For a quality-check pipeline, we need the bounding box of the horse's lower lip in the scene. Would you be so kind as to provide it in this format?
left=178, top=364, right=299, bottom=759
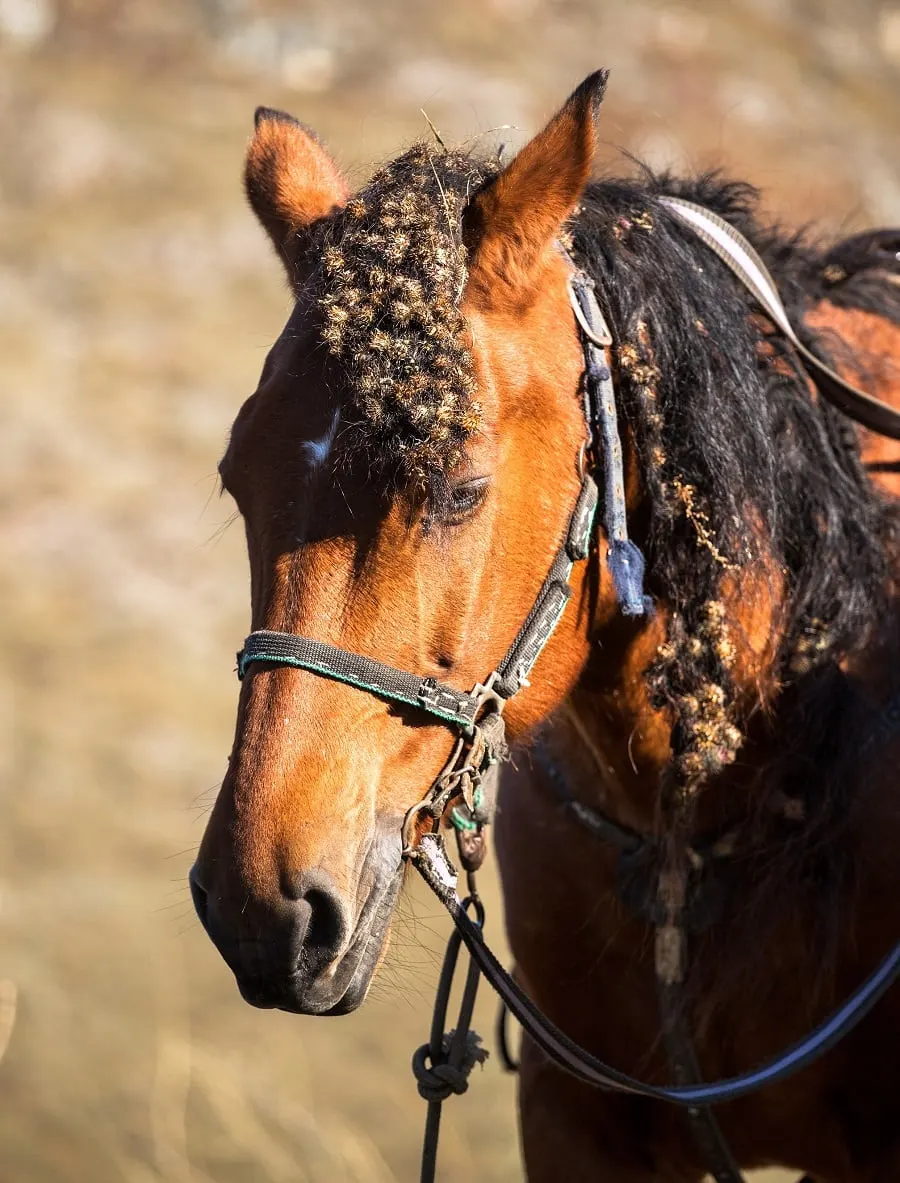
left=236, top=965, right=355, bottom=1014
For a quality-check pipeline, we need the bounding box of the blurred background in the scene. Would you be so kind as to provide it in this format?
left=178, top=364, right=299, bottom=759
left=1, top=1, right=899, bottom=1179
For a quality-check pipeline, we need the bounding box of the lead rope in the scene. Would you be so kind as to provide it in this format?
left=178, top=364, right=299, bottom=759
left=412, top=882, right=487, bottom=1183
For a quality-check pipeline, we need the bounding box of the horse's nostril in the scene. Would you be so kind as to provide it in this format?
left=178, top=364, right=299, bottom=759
left=302, top=887, right=346, bottom=958
left=286, top=870, right=349, bottom=968
left=189, top=867, right=209, bottom=930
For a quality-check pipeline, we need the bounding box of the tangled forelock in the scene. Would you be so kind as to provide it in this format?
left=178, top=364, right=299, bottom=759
left=313, top=143, right=499, bottom=497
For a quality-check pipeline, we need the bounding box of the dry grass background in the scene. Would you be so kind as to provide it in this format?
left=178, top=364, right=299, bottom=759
left=1, top=1, right=899, bottom=1179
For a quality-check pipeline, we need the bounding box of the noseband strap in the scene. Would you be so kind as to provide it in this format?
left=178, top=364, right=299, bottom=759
left=238, top=632, right=481, bottom=728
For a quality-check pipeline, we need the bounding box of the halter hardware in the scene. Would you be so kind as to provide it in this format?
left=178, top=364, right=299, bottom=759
left=237, top=265, right=649, bottom=883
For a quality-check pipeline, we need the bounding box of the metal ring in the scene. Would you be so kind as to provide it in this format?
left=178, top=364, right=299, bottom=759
left=401, top=798, right=439, bottom=856
left=568, top=276, right=613, bottom=347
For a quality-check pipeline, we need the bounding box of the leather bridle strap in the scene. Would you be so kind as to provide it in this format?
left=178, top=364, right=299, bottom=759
left=408, top=832, right=900, bottom=1105
left=659, top=195, right=900, bottom=441
left=237, top=458, right=600, bottom=727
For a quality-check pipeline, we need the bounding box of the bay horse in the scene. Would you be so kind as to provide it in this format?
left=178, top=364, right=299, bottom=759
left=190, top=72, right=900, bottom=1180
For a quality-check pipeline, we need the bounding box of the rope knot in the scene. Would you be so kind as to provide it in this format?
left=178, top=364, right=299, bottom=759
left=411, top=1030, right=488, bottom=1102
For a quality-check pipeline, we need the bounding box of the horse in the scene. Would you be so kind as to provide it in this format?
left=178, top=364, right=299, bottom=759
left=189, top=72, right=900, bottom=1180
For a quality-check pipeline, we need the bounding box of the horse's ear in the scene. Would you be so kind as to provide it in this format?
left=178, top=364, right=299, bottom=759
left=465, top=70, right=608, bottom=302
left=245, top=108, right=347, bottom=282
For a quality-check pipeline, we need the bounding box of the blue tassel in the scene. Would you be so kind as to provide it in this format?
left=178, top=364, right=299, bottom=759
left=607, top=538, right=653, bottom=616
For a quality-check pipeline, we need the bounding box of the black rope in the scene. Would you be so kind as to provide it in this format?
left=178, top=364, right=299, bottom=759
left=496, top=993, right=520, bottom=1074
left=657, top=975, right=745, bottom=1183
left=411, top=892, right=488, bottom=1183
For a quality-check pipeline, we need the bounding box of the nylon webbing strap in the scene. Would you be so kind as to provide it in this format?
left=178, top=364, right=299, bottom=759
left=570, top=279, right=652, bottom=615
left=493, top=451, right=609, bottom=698
left=235, top=267, right=651, bottom=729
left=238, top=631, right=480, bottom=728
left=494, top=549, right=574, bottom=699
left=659, top=195, right=900, bottom=441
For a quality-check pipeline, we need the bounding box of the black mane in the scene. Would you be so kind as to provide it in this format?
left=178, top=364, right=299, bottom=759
left=313, top=146, right=898, bottom=813
left=573, top=171, right=899, bottom=806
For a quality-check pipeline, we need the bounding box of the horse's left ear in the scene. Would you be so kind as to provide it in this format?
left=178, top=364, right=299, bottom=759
left=245, top=107, right=348, bottom=284
left=465, top=70, right=608, bottom=302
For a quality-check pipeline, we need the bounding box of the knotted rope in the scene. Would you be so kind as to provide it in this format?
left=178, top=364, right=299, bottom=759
left=411, top=891, right=488, bottom=1183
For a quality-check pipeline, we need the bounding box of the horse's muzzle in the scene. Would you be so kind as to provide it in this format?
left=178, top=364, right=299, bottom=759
left=188, top=849, right=402, bottom=1016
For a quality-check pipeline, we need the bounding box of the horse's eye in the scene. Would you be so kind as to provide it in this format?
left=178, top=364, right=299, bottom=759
left=442, top=477, right=490, bottom=526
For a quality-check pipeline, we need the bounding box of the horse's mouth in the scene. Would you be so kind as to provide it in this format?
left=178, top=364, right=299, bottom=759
left=234, top=867, right=403, bottom=1017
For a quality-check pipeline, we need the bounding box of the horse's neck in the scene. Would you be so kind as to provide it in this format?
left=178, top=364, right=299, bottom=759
left=551, top=559, right=786, bottom=837
left=546, top=287, right=900, bottom=836
left=552, top=599, right=898, bottom=854
left=549, top=615, right=671, bottom=836
left=806, top=299, right=900, bottom=498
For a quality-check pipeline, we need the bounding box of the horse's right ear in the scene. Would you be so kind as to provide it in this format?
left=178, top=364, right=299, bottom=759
left=244, top=108, right=347, bottom=282
left=465, top=70, right=608, bottom=305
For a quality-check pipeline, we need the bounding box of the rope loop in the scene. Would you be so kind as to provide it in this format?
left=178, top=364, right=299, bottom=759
left=414, top=892, right=488, bottom=1183
left=411, top=1030, right=487, bottom=1101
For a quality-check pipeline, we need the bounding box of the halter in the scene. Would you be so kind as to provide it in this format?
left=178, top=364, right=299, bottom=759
left=234, top=206, right=900, bottom=1183
left=237, top=265, right=651, bottom=861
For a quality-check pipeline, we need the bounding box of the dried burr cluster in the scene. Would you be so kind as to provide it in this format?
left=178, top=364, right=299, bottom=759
left=315, top=143, right=497, bottom=492
left=619, top=327, right=744, bottom=801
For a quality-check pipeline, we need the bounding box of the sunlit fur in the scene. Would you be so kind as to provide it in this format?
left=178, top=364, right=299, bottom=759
left=306, top=149, right=900, bottom=815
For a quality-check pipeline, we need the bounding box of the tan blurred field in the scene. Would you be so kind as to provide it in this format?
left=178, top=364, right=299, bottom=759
left=2, top=2, right=899, bottom=1179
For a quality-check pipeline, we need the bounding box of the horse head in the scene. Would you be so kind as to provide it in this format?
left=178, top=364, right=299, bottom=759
left=190, top=74, right=616, bottom=1014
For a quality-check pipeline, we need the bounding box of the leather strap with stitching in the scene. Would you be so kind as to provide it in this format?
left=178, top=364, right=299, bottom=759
left=659, top=195, right=900, bottom=440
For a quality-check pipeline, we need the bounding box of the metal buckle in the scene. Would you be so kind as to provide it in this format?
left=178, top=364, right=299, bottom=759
left=470, top=670, right=506, bottom=719
left=418, top=677, right=442, bottom=707
left=568, top=273, right=613, bottom=348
